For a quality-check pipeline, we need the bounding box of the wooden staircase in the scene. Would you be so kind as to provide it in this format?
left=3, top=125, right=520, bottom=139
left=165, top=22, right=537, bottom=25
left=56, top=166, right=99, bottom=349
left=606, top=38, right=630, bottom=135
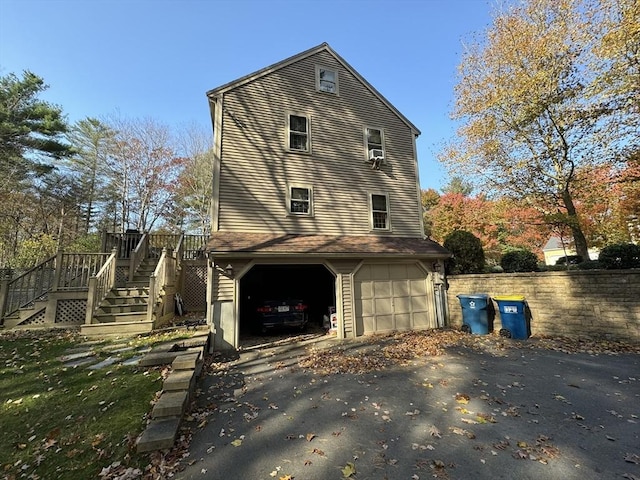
left=2, top=299, right=48, bottom=329
left=81, top=258, right=159, bottom=336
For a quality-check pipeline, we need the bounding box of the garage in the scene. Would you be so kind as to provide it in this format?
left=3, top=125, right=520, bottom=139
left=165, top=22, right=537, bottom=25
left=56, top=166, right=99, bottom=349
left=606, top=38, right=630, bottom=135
left=238, top=264, right=335, bottom=337
left=354, top=262, right=434, bottom=336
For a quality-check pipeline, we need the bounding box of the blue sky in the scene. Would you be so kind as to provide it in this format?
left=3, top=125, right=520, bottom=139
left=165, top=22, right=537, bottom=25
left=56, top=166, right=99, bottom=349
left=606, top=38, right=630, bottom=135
left=0, top=0, right=493, bottom=191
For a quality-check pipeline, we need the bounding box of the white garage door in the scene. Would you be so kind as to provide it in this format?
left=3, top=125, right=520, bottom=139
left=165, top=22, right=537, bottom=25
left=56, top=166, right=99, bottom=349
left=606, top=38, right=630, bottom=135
left=354, top=263, right=433, bottom=336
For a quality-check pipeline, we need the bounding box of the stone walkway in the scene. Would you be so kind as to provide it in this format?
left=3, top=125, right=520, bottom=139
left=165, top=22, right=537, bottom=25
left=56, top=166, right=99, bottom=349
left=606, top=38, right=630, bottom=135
left=59, top=342, right=152, bottom=370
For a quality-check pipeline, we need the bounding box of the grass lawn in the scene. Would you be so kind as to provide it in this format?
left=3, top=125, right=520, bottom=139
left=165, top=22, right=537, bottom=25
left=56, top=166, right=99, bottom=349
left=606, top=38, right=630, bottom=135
left=0, top=328, right=193, bottom=480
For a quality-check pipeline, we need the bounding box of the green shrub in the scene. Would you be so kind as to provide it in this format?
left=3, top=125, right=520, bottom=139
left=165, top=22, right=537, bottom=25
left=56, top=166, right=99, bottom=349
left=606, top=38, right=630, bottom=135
left=500, top=249, right=539, bottom=272
left=443, top=230, right=485, bottom=275
left=598, top=243, right=640, bottom=269
left=576, top=260, right=603, bottom=270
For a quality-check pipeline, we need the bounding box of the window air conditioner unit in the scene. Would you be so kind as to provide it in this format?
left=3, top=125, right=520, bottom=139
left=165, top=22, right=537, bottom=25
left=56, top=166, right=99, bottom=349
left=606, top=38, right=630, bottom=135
left=368, top=149, right=385, bottom=170
left=368, top=149, right=384, bottom=161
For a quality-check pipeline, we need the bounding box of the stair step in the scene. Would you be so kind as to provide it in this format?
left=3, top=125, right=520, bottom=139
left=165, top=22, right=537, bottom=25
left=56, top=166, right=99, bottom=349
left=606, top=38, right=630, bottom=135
left=98, top=304, right=147, bottom=315
left=94, top=311, right=148, bottom=323
left=80, top=320, right=155, bottom=337
left=103, top=295, right=148, bottom=305
left=110, top=287, right=149, bottom=297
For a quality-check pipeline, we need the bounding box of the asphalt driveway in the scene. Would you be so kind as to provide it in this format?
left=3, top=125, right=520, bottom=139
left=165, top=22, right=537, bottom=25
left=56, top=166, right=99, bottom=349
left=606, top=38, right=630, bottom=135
left=176, top=331, right=640, bottom=480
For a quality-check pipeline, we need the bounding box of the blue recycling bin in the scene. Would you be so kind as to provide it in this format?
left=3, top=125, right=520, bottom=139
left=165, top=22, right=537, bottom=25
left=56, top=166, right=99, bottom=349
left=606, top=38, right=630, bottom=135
left=494, top=295, right=529, bottom=339
left=457, top=294, right=490, bottom=334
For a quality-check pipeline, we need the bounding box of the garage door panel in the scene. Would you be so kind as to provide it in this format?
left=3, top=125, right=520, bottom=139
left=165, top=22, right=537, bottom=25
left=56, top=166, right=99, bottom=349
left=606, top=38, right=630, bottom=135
left=362, top=315, right=375, bottom=333
left=374, top=281, right=392, bottom=297
left=358, top=281, right=373, bottom=299
left=395, top=313, right=412, bottom=330
left=412, top=311, right=430, bottom=327
left=392, top=280, right=409, bottom=296
left=361, top=298, right=374, bottom=315
left=411, top=294, right=428, bottom=312
left=410, top=278, right=427, bottom=295
left=375, top=297, right=393, bottom=315
left=376, top=314, right=394, bottom=331
left=394, top=296, right=411, bottom=314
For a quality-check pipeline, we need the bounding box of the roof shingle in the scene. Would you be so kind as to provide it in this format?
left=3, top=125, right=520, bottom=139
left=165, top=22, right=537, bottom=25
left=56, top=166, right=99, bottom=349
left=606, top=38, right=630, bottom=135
left=206, top=233, right=449, bottom=257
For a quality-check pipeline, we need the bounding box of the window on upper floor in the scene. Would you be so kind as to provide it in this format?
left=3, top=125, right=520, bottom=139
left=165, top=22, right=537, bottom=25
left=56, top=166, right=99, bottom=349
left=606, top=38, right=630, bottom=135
left=316, top=65, right=338, bottom=94
left=370, top=193, right=390, bottom=230
left=365, top=127, right=385, bottom=162
left=287, top=114, right=310, bottom=153
left=288, top=185, right=313, bottom=215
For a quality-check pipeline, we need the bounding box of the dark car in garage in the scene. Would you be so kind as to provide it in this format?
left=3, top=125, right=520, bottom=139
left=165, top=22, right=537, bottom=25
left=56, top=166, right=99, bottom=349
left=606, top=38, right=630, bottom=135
left=256, top=299, right=309, bottom=333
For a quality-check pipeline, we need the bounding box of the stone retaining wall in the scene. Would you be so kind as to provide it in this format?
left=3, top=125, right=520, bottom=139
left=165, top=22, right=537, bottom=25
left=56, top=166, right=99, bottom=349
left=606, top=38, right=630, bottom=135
left=445, top=270, right=640, bottom=342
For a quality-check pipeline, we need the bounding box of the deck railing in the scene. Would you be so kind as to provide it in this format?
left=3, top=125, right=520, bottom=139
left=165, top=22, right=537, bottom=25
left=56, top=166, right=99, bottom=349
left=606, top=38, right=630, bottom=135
left=85, top=248, right=118, bottom=324
left=56, top=252, right=113, bottom=290
left=0, top=257, right=56, bottom=318
left=181, top=234, right=209, bottom=260
left=147, top=248, right=176, bottom=323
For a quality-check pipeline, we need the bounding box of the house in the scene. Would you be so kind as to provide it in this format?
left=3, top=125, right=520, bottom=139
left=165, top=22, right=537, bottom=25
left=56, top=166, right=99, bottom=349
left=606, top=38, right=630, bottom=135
left=204, top=43, right=450, bottom=349
left=542, top=236, right=600, bottom=266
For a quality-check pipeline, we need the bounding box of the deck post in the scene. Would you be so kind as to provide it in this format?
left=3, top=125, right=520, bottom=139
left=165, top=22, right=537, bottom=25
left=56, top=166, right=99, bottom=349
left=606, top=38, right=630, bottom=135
left=0, top=269, right=12, bottom=325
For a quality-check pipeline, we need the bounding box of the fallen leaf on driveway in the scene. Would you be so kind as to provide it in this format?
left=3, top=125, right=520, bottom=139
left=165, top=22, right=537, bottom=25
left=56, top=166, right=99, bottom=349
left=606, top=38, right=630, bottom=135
left=455, top=393, right=470, bottom=404
left=306, top=433, right=316, bottom=442
left=429, top=425, right=442, bottom=438
left=341, top=462, right=356, bottom=477
left=625, top=453, right=640, bottom=464
left=231, top=439, right=242, bottom=447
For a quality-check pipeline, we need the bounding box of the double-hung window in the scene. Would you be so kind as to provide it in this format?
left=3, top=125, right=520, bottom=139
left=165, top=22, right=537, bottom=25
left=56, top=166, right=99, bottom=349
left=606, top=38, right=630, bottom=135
left=287, top=114, right=310, bottom=152
left=365, top=127, right=385, bottom=161
left=316, top=65, right=338, bottom=94
left=370, top=193, right=390, bottom=230
left=288, top=185, right=312, bottom=215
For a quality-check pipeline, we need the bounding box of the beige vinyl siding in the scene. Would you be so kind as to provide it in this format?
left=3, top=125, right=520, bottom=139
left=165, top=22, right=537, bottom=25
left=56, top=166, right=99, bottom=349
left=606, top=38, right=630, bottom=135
left=212, top=269, right=234, bottom=302
left=216, top=50, right=422, bottom=237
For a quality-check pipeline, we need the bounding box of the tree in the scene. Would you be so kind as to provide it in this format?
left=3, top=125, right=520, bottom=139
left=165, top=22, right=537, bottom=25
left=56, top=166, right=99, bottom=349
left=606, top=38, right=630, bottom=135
left=0, top=71, right=72, bottom=189
left=590, top=0, right=639, bottom=134
left=172, top=124, right=214, bottom=234
left=440, top=0, right=636, bottom=261
left=441, top=176, right=473, bottom=196
left=65, top=118, right=115, bottom=234
left=443, top=230, right=485, bottom=274
left=421, top=188, right=440, bottom=237
left=104, top=115, right=184, bottom=232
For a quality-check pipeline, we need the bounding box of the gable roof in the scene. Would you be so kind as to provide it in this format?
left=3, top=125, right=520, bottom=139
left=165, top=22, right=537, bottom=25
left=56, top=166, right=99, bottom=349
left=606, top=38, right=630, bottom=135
left=206, top=42, right=421, bottom=136
left=206, top=233, right=449, bottom=258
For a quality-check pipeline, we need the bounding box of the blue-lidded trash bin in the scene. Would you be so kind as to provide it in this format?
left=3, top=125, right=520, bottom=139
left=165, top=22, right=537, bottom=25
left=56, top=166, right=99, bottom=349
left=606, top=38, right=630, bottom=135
left=494, top=295, right=529, bottom=339
left=457, top=294, right=490, bottom=334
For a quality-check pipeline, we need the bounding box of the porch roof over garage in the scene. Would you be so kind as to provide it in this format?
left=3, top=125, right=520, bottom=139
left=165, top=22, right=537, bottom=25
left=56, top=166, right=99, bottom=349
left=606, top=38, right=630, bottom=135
left=206, top=233, right=450, bottom=258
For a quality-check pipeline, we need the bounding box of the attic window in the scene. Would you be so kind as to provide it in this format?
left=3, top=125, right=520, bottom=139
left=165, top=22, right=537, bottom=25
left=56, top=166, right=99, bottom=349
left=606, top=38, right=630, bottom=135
left=316, top=65, right=338, bottom=94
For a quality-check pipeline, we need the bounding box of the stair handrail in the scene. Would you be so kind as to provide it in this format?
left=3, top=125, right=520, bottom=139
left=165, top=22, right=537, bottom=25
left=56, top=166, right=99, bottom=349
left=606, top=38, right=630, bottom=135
left=175, top=234, right=185, bottom=272
left=85, top=247, right=118, bottom=325
left=147, top=247, right=175, bottom=323
left=0, top=255, right=57, bottom=319
left=128, top=233, right=148, bottom=282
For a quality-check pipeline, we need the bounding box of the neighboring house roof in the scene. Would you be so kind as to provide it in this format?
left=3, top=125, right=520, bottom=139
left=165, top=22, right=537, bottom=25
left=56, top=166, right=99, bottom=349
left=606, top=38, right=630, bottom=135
left=206, top=233, right=449, bottom=258
left=205, top=42, right=421, bottom=136
left=543, top=236, right=569, bottom=251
